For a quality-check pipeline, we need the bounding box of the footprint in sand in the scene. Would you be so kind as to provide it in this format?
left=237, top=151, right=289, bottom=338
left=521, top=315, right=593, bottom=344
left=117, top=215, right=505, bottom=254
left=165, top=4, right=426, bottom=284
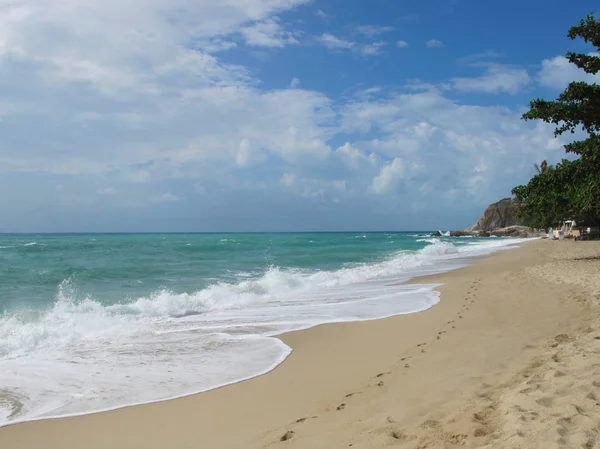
left=280, top=430, right=295, bottom=441
left=554, top=334, right=570, bottom=344
left=473, top=428, right=489, bottom=437
left=295, top=415, right=318, bottom=423
left=536, top=397, right=553, bottom=408
left=337, top=403, right=346, bottom=411
left=448, top=434, right=468, bottom=444
left=391, top=430, right=406, bottom=440
left=421, top=419, right=441, bottom=429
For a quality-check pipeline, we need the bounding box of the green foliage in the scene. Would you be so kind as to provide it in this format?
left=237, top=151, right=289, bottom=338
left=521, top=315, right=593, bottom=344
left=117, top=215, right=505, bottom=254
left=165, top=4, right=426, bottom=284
left=567, top=13, right=600, bottom=73
left=513, top=13, right=600, bottom=227
left=512, top=159, right=599, bottom=228
left=523, top=82, right=600, bottom=140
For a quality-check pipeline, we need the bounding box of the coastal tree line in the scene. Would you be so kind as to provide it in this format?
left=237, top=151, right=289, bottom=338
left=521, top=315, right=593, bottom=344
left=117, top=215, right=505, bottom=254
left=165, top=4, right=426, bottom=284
left=512, top=13, right=600, bottom=229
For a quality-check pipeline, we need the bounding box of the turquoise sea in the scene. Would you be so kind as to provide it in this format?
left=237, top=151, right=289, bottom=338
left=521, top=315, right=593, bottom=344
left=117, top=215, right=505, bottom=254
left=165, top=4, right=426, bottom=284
left=0, top=232, right=522, bottom=425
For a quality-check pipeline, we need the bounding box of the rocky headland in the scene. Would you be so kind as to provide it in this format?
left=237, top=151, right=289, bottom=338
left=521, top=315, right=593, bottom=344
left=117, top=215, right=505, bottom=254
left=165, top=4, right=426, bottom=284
left=451, top=198, right=544, bottom=238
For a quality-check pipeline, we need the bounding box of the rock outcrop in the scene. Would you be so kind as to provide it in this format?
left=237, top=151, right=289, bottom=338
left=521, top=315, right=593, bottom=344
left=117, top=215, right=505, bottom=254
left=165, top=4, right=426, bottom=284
left=489, top=225, right=542, bottom=238
left=466, top=198, right=522, bottom=233
left=451, top=198, right=544, bottom=238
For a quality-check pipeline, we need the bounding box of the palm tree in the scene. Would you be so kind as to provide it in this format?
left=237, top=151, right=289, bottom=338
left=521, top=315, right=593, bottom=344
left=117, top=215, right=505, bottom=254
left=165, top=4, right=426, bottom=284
left=534, top=160, right=550, bottom=174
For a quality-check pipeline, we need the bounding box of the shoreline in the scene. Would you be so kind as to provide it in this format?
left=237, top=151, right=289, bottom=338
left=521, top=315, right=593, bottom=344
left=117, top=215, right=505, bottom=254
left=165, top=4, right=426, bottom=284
left=2, top=239, right=599, bottom=448
left=0, top=237, right=518, bottom=428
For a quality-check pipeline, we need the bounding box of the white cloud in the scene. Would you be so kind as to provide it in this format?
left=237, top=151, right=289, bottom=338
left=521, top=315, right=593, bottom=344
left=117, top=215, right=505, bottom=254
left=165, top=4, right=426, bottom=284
left=290, top=77, right=301, bottom=88
left=201, top=39, right=238, bottom=53
left=241, top=18, right=298, bottom=47
left=372, top=158, right=405, bottom=194
left=235, top=138, right=266, bottom=167
left=0, top=0, right=338, bottom=183
left=332, top=179, right=347, bottom=192
left=538, top=54, right=600, bottom=89
left=279, top=174, right=349, bottom=202
left=457, top=51, right=503, bottom=64
left=340, top=88, right=567, bottom=203
left=334, top=142, right=379, bottom=170
left=280, top=173, right=297, bottom=187
left=359, top=41, right=386, bottom=56
left=315, top=10, right=331, bottom=20
left=153, top=193, right=184, bottom=203
left=0, top=0, right=310, bottom=95
left=355, top=25, right=394, bottom=37
left=451, top=64, right=531, bottom=94
left=318, top=33, right=386, bottom=56
left=319, top=33, right=355, bottom=50
left=425, top=39, right=444, bottom=48
left=397, top=40, right=409, bottom=48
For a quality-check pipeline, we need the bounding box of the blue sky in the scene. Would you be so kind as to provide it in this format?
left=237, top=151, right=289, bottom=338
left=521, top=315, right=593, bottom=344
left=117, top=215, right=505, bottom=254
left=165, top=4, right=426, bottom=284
left=0, top=0, right=599, bottom=232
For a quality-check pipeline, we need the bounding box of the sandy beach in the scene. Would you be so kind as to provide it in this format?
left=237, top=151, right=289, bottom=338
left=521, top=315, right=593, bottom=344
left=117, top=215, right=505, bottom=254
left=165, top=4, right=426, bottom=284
left=1, top=238, right=599, bottom=449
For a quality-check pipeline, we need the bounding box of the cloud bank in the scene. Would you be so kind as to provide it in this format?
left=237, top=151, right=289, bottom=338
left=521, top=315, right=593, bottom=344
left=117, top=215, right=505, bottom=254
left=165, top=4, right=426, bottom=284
left=0, top=0, right=579, bottom=231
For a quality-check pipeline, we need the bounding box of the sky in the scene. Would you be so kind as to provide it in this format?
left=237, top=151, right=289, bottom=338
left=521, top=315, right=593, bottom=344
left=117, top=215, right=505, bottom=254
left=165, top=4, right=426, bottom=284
left=1, top=0, right=599, bottom=232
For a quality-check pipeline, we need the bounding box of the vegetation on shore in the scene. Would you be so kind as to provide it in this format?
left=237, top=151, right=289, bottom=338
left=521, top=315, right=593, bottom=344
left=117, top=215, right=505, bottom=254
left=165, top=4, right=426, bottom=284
left=512, top=13, right=600, bottom=229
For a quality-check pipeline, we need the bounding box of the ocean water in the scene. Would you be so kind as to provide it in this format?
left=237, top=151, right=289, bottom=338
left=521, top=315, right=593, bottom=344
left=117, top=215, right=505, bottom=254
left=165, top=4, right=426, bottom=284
left=0, top=232, right=523, bottom=425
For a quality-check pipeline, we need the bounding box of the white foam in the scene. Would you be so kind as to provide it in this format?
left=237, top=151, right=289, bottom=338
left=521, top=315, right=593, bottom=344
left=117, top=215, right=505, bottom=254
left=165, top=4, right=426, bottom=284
left=0, top=237, right=526, bottom=426
left=416, top=237, right=441, bottom=243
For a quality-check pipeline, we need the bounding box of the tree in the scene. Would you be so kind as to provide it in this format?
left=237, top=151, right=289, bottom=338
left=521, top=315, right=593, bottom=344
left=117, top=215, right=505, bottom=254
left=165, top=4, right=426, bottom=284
left=513, top=159, right=581, bottom=228
left=513, top=13, right=600, bottom=227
